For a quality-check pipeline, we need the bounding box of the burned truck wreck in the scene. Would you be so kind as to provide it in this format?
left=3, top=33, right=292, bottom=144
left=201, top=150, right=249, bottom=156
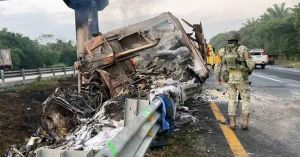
left=7, top=12, right=208, bottom=156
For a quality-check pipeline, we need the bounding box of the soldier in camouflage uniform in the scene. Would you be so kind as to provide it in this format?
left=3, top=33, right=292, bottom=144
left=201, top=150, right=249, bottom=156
left=214, top=31, right=255, bottom=130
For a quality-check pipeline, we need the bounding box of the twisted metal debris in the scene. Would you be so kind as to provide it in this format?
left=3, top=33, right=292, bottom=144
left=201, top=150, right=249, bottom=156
left=7, top=12, right=208, bottom=157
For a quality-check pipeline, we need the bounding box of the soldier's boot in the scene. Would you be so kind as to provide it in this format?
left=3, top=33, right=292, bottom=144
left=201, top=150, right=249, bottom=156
left=229, top=116, right=236, bottom=130
left=242, top=113, right=250, bottom=130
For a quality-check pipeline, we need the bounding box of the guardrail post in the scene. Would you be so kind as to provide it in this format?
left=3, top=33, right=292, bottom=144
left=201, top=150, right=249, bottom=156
left=63, top=66, right=67, bottom=76
left=1, top=70, right=5, bottom=86
left=52, top=67, right=55, bottom=77
left=38, top=68, right=42, bottom=79
left=21, top=69, right=25, bottom=84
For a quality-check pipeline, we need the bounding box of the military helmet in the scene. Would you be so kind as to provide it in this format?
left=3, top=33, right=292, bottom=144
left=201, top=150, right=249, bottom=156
left=227, top=31, right=240, bottom=41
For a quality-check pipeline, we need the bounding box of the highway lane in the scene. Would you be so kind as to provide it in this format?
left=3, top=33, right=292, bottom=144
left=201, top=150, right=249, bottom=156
left=250, top=66, right=300, bottom=97
left=239, top=66, right=300, bottom=157
left=204, top=65, right=300, bottom=157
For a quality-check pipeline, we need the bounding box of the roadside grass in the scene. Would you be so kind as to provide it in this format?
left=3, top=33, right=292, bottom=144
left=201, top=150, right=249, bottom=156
left=2, top=77, right=68, bottom=93
left=275, top=61, right=300, bottom=69
left=18, top=79, right=61, bottom=91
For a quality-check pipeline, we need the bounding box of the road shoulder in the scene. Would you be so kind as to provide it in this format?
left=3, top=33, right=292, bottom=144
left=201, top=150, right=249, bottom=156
left=147, top=93, right=233, bottom=157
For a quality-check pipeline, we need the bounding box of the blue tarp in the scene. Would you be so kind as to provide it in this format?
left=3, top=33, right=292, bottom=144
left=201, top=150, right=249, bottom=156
left=156, top=94, right=174, bottom=133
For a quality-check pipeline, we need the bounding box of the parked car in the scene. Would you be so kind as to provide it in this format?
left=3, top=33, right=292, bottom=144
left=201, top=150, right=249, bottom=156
left=249, top=49, right=268, bottom=69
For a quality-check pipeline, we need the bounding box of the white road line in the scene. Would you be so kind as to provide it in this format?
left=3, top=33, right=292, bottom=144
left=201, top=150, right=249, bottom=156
left=252, top=74, right=283, bottom=83
left=267, top=66, right=300, bottom=73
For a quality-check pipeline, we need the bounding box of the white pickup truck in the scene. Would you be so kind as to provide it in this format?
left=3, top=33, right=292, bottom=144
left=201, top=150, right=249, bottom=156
left=249, top=49, right=268, bottom=69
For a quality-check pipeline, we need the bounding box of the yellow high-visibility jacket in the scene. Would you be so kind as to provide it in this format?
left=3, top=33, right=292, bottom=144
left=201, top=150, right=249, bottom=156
left=207, top=44, right=215, bottom=65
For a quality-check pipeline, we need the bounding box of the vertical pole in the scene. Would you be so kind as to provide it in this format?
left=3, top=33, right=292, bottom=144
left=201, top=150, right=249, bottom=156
left=74, top=5, right=99, bottom=93
left=21, top=69, right=25, bottom=84
left=75, top=9, right=88, bottom=93
left=73, top=67, right=76, bottom=75
left=78, top=72, right=82, bottom=92
left=75, top=9, right=89, bottom=59
left=38, top=68, right=42, bottom=79
left=1, top=70, right=4, bottom=86
left=52, top=67, right=55, bottom=77
left=64, top=66, right=67, bottom=76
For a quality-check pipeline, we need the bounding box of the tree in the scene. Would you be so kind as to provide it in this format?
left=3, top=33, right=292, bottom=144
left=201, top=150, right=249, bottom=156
left=10, top=48, right=24, bottom=69
left=240, top=18, right=263, bottom=49
left=37, top=34, right=55, bottom=45
left=262, top=3, right=290, bottom=20
left=209, top=33, right=227, bottom=51
left=293, top=3, right=300, bottom=32
left=0, top=29, right=76, bottom=69
left=210, top=3, right=300, bottom=60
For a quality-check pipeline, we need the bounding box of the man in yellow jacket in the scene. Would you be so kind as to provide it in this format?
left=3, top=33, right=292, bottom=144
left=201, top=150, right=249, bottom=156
left=207, top=44, right=215, bottom=66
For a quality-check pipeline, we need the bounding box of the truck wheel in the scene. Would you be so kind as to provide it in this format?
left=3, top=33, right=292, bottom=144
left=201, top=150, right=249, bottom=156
left=261, top=64, right=265, bottom=69
left=3, top=67, right=11, bottom=71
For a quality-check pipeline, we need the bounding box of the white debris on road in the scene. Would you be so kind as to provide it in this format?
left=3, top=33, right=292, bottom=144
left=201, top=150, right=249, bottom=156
left=196, top=87, right=227, bottom=103
left=179, top=113, right=197, bottom=123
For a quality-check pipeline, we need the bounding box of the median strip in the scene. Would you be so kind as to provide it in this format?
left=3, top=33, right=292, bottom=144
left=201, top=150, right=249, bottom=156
left=210, top=101, right=249, bottom=157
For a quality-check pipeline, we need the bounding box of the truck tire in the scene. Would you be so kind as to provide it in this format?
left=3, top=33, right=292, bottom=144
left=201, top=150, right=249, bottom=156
left=261, top=64, right=265, bottom=69
left=3, top=67, right=11, bottom=71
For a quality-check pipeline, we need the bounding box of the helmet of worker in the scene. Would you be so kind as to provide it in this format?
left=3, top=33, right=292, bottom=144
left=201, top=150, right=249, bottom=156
left=227, top=31, right=240, bottom=41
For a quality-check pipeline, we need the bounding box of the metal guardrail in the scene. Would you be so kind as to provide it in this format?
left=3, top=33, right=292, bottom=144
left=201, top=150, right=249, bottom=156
left=36, top=83, right=200, bottom=157
left=98, top=99, right=162, bottom=157
left=97, top=84, right=200, bottom=157
left=0, top=66, right=76, bottom=87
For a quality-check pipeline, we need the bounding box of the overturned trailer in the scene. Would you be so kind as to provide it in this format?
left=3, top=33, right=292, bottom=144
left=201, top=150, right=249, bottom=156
left=79, top=12, right=208, bottom=81
left=7, top=12, right=208, bottom=157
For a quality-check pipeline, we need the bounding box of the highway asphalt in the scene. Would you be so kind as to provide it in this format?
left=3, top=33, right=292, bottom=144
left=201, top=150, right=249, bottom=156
left=204, top=65, right=300, bottom=157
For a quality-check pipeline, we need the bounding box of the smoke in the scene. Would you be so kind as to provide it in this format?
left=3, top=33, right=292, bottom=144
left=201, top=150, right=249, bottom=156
left=99, top=0, right=167, bottom=32
left=115, top=0, right=161, bottom=19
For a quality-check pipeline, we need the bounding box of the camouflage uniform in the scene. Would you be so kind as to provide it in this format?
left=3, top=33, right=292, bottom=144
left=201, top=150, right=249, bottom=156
left=215, top=45, right=254, bottom=116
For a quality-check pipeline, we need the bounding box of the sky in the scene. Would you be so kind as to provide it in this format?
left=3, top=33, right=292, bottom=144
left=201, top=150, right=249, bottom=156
left=0, top=0, right=299, bottom=42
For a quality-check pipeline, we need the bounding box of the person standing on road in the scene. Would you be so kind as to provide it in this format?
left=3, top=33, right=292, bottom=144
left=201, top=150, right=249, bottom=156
left=214, top=31, right=255, bottom=130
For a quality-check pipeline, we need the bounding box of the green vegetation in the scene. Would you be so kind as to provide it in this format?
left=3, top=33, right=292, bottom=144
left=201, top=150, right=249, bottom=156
left=17, top=78, right=67, bottom=91
left=0, top=29, right=76, bottom=69
left=208, top=33, right=227, bottom=51
left=210, top=3, right=300, bottom=61
left=10, top=79, right=60, bottom=92
left=276, top=60, right=300, bottom=68
left=1, top=77, right=69, bottom=93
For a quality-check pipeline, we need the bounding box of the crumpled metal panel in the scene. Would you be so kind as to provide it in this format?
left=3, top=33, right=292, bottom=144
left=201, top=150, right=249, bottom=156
left=80, top=12, right=209, bottom=97
left=83, top=12, right=208, bottom=79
